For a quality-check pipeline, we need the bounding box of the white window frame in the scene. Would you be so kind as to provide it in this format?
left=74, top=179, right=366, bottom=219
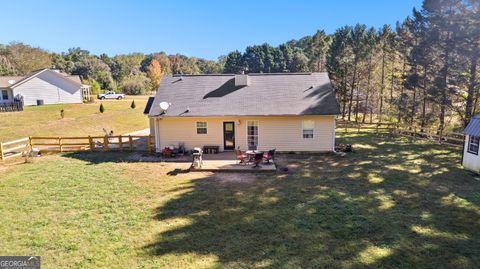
left=0, top=90, right=8, bottom=100
left=302, top=120, right=315, bottom=139
left=246, top=120, right=259, bottom=150
left=196, top=121, right=208, bottom=134
left=468, top=135, right=479, bottom=155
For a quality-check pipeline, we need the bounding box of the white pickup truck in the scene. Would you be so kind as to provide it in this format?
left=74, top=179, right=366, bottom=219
left=97, top=91, right=125, bottom=100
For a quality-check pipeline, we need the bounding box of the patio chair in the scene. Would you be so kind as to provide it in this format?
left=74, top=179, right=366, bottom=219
left=235, top=149, right=248, bottom=165
left=263, top=148, right=276, bottom=164
left=252, top=152, right=264, bottom=168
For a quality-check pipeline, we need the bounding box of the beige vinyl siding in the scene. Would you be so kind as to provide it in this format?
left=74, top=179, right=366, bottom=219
left=156, top=117, right=226, bottom=151
left=153, top=115, right=335, bottom=152
left=13, top=71, right=82, bottom=106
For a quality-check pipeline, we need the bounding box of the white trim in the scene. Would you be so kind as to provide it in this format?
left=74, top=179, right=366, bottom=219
left=154, top=118, right=161, bottom=152
left=0, top=89, right=8, bottom=100
left=246, top=120, right=259, bottom=150
left=333, top=116, right=336, bottom=151
left=196, top=121, right=208, bottom=134
left=302, top=119, right=315, bottom=139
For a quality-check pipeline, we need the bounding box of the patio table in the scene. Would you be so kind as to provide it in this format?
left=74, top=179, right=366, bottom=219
left=245, top=150, right=263, bottom=163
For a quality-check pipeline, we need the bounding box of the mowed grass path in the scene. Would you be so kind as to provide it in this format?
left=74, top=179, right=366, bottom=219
left=0, top=96, right=150, bottom=141
left=0, top=132, right=479, bottom=268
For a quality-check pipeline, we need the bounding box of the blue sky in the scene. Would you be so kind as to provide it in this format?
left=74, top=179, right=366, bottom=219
left=1, top=0, right=422, bottom=60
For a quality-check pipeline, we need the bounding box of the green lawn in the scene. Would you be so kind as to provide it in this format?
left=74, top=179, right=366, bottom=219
left=0, top=96, right=150, bottom=142
left=0, top=131, right=479, bottom=268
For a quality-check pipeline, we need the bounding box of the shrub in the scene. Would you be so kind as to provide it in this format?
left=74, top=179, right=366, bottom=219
left=130, top=100, right=136, bottom=109
left=120, top=74, right=150, bottom=95
left=86, top=80, right=101, bottom=95
left=99, top=103, right=105, bottom=113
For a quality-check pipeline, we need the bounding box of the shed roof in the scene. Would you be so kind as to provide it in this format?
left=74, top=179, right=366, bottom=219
left=148, top=72, right=340, bottom=117
left=464, top=114, right=480, bottom=136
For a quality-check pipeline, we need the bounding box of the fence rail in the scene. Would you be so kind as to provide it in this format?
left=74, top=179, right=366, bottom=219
left=0, top=135, right=155, bottom=161
left=336, top=120, right=464, bottom=147
left=0, top=137, right=30, bottom=160
left=336, top=121, right=397, bottom=132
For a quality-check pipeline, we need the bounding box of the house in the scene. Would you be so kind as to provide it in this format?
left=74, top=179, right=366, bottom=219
left=0, top=69, right=90, bottom=106
left=145, top=72, right=340, bottom=153
left=463, top=114, right=480, bottom=172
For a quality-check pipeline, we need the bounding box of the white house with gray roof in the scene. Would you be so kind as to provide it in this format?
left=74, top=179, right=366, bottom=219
left=0, top=68, right=90, bottom=106
left=145, top=72, right=340, bottom=153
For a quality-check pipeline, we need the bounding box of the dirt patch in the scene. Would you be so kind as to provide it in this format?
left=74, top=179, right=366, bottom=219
left=212, top=172, right=259, bottom=185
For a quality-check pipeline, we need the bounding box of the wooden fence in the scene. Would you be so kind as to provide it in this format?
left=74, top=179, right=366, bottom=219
left=0, top=137, right=30, bottom=160
left=0, top=135, right=155, bottom=161
left=336, top=120, right=464, bottom=147
left=0, top=101, right=24, bottom=112
left=393, top=128, right=464, bottom=147
left=336, top=121, right=397, bottom=132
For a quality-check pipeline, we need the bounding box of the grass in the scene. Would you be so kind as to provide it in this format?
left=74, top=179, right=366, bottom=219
left=0, top=131, right=479, bottom=268
left=0, top=96, right=150, bottom=142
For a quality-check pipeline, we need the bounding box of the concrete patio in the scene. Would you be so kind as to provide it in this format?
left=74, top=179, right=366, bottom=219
left=190, top=152, right=277, bottom=172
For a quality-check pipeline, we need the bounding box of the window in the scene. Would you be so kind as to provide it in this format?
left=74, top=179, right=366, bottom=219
left=468, top=135, right=479, bottom=155
left=1, top=90, right=8, bottom=100
left=247, top=120, right=258, bottom=150
left=302, top=120, right=314, bottom=139
left=196, top=121, right=207, bottom=134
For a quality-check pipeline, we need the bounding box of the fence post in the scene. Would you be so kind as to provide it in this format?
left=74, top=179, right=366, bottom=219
left=118, top=136, right=123, bottom=152
left=0, top=142, right=4, bottom=161
left=147, top=135, right=152, bottom=152
left=59, top=137, right=63, bottom=152
left=89, top=136, right=94, bottom=151
left=129, top=136, right=133, bottom=151
left=104, top=136, right=109, bottom=152
left=28, top=136, right=33, bottom=151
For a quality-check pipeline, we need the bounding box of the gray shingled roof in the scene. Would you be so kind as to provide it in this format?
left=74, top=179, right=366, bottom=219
left=0, top=69, right=83, bottom=88
left=464, top=114, right=480, bottom=137
left=148, top=72, right=340, bottom=117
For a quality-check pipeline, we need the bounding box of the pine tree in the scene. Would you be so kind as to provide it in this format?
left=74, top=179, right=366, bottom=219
left=99, top=103, right=105, bottom=113
left=130, top=100, right=136, bottom=109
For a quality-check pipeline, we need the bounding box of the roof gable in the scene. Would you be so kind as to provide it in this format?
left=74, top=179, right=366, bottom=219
left=464, top=114, right=480, bottom=136
left=148, top=72, right=340, bottom=117
left=10, top=69, right=83, bottom=89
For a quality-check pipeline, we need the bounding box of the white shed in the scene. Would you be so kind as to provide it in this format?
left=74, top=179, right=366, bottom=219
left=462, top=114, right=480, bottom=172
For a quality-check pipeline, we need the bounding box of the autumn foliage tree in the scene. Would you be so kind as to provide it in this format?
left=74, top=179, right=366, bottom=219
left=146, top=59, right=164, bottom=91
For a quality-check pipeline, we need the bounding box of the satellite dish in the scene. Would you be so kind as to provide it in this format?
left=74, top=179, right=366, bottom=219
left=8, top=80, right=16, bottom=85
left=159, top=102, right=170, bottom=110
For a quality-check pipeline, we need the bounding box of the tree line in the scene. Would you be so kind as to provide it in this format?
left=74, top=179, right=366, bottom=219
left=0, top=44, right=224, bottom=95
left=222, top=0, right=479, bottom=133
left=0, top=0, right=477, bottom=133
left=326, top=0, right=479, bottom=134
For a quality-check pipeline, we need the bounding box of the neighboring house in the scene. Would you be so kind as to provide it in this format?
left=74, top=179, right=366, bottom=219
left=463, top=114, right=480, bottom=172
left=0, top=69, right=90, bottom=106
left=145, top=72, right=340, bottom=153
